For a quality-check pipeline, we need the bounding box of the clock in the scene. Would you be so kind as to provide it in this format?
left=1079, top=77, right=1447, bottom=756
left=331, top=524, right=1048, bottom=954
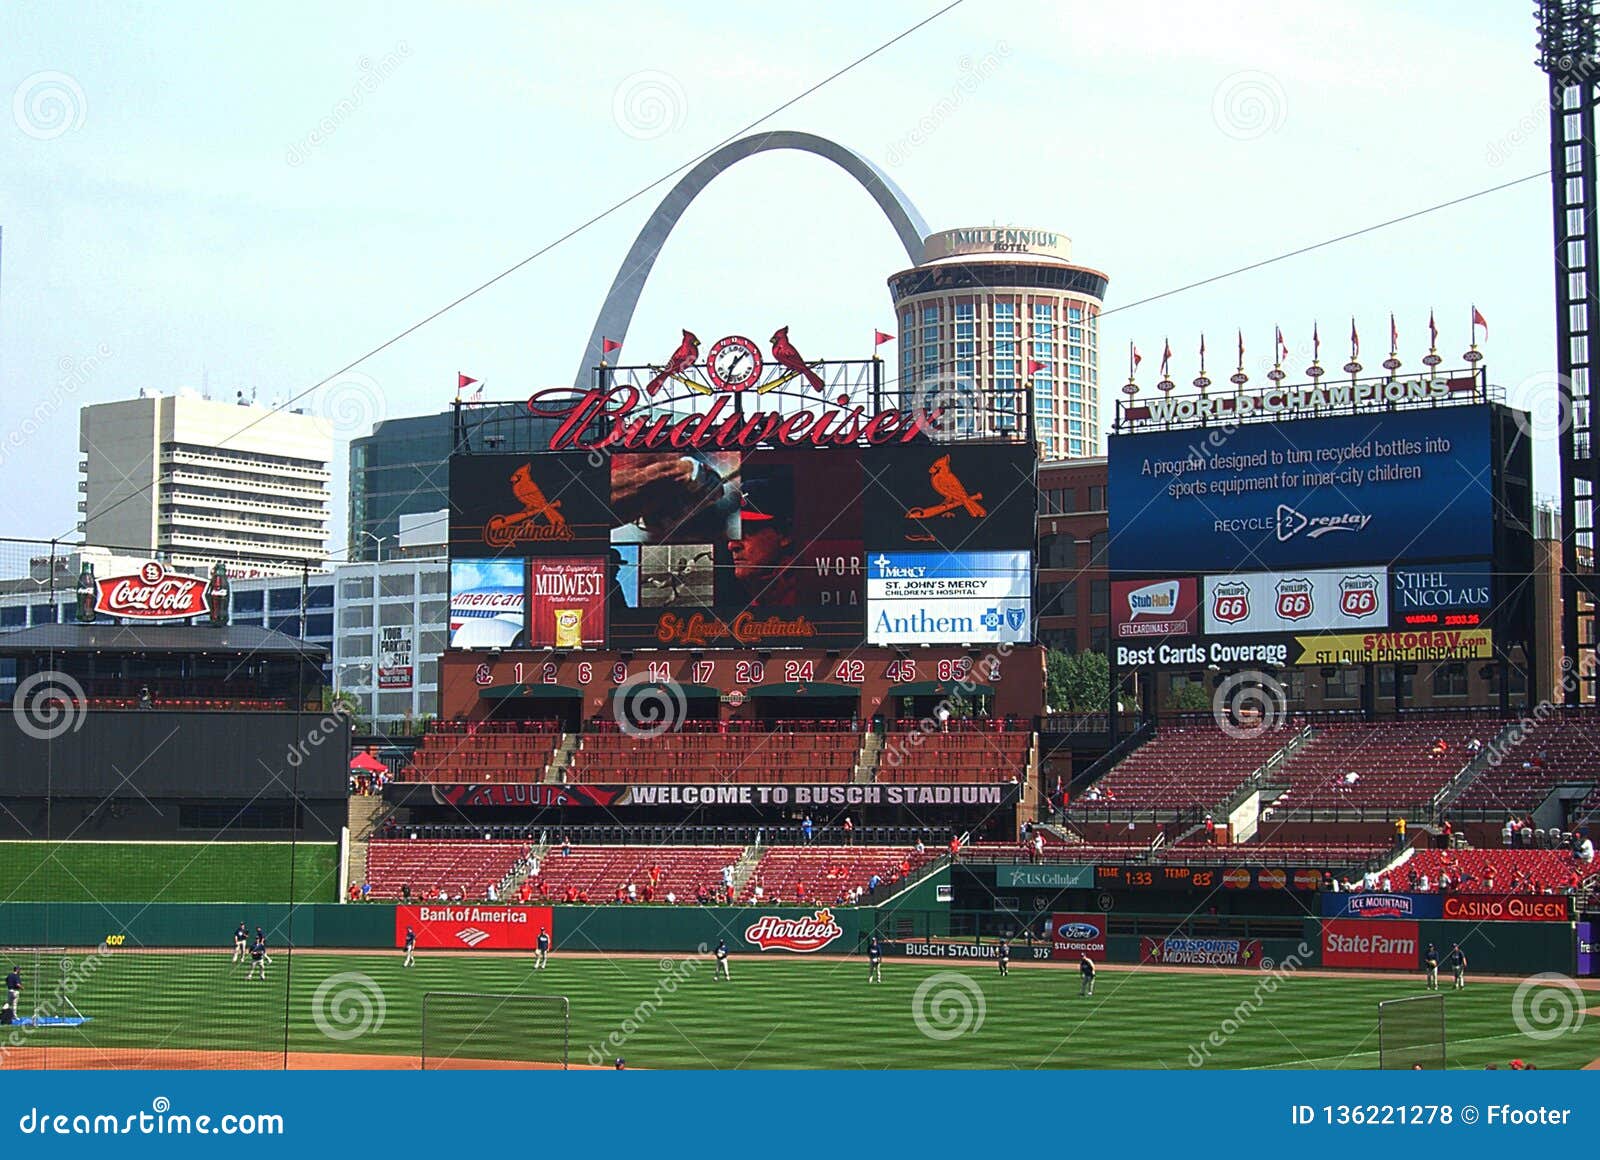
left=705, top=335, right=763, bottom=392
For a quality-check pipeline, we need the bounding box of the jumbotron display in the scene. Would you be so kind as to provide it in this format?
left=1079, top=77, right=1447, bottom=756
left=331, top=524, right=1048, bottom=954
left=1106, top=375, right=1533, bottom=671
left=448, top=356, right=1038, bottom=652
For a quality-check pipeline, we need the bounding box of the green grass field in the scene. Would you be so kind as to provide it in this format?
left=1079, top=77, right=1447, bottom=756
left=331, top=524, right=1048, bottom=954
left=0, top=842, right=339, bottom=903
left=9, top=949, right=1597, bottom=1070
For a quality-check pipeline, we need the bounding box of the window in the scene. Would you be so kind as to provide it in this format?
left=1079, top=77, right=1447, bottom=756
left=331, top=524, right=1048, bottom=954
left=1088, top=532, right=1108, bottom=565
left=995, top=320, right=1015, bottom=339
left=994, top=302, right=1015, bottom=318
left=1430, top=662, right=1468, bottom=698
left=1038, top=418, right=1055, bottom=433
left=1068, top=401, right=1083, bottom=417
left=305, top=613, right=334, bottom=638
left=1069, top=420, right=1084, bottom=435
left=234, top=590, right=264, bottom=613
left=307, top=585, right=334, bottom=609
left=1039, top=581, right=1076, bottom=617
left=341, top=577, right=373, bottom=601
left=1033, top=342, right=1054, bottom=359
left=1377, top=667, right=1414, bottom=700
left=1323, top=668, right=1360, bottom=700
left=956, top=321, right=975, bottom=340
left=1089, top=580, right=1109, bottom=614
left=922, top=306, right=939, bottom=325
left=1034, top=322, right=1054, bottom=339
left=1068, top=305, right=1083, bottom=322
left=1032, top=303, right=1054, bottom=320
left=955, top=303, right=974, bottom=320
left=1087, top=485, right=1105, bottom=510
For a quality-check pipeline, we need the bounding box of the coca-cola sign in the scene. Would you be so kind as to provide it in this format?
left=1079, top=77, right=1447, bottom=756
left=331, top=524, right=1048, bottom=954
left=95, top=562, right=209, bottom=621
left=743, top=908, right=844, bottom=953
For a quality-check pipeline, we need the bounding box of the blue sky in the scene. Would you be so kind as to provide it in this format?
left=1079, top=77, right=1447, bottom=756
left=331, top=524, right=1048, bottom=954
left=0, top=1, right=1558, bottom=555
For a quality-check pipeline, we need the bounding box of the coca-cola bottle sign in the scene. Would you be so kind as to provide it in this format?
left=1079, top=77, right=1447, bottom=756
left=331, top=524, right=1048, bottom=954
left=95, top=562, right=210, bottom=621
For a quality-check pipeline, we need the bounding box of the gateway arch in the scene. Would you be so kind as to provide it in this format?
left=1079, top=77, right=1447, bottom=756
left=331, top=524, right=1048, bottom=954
left=574, top=130, right=929, bottom=386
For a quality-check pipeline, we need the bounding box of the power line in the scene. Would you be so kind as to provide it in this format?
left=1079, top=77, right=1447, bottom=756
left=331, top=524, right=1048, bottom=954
left=62, top=0, right=968, bottom=541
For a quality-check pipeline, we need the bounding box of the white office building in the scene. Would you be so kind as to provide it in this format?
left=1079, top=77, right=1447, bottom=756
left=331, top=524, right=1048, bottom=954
left=79, top=393, right=332, bottom=577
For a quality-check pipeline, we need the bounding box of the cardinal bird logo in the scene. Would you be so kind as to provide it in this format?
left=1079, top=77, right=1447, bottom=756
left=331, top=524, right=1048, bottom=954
left=646, top=329, right=700, bottom=396
left=484, top=464, right=575, bottom=546
left=769, top=326, right=826, bottom=392
left=906, top=455, right=988, bottom=520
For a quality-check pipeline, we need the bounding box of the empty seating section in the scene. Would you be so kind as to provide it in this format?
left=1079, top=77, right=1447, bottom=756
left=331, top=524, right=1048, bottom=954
left=964, top=840, right=1385, bottom=867
left=1268, top=719, right=1504, bottom=810
left=1075, top=723, right=1292, bottom=810
left=1402, top=848, right=1597, bottom=893
left=878, top=728, right=1029, bottom=784
left=743, top=846, right=934, bottom=903
left=404, top=721, right=561, bottom=783
left=1454, top=714, right=1600, bottom=814
left=523, top=845, right=744, bottom=901
left=567, top=732, right=858, bottom=784
left=365, top=839, right=530, bottom=900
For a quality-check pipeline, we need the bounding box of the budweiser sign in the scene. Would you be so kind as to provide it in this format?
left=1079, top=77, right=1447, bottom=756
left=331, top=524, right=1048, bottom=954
left=527, top=387, right=940, bottom=452
left=744, top=908, right=844, bottom=953
left=95, top=562, right=209, bottom=621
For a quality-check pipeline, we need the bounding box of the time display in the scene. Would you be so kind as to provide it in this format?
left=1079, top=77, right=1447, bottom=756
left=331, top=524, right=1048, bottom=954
left=704, top=335, right=763, bottom=392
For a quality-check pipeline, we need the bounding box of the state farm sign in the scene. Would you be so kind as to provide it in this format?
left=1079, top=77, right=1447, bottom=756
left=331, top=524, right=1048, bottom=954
left=395, top=904, right=553, bottom=951
left=1321, top=919, right=1419, bottom=970
left=95, top=562, right=208, bottom=621
left=744, top=909, right=844, bottom=952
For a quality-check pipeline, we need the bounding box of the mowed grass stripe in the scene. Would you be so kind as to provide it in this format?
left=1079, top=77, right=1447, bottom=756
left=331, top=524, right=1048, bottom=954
left=16, top=952, right=1597, bottom=1070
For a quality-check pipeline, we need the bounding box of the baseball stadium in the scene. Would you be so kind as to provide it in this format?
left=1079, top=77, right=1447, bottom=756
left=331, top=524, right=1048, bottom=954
left=1, top=334, right=1597, bottom=1074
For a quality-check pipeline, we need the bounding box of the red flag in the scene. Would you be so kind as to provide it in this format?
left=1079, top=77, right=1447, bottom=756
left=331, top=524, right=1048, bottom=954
left=1350, top=318, right=1359, bottom=358
left=1389, top=312, right=1398, bottom=351
left=1471, top=306, right=1488, bottom=337
left=1160, top=339, right=1171, bottom=377
left=1276, top=326, right=1288, bottom=362
left=457, top=373, right=478, bottom=391
left=1237, top=330, right=1244, bottom=364
left=602, top=338, right=622, bottom=356
left=1131, top=344, right=1142, bottom=371
left=1312, top=322, right=1320, bottom=361
left=1027, top=358, right=1046, bottom=376
left=1428, top=310, right=1438, bottom=348
left=874, top=330, right=895, bottom=347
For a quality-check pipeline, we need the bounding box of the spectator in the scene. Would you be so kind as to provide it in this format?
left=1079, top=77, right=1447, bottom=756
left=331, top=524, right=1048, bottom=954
left=627, top=882, right=638, bottom=903
left=1033, top=833, right=1045, bottom=863
left=138, top=686, right=154, bottom=711
left=935, top=703, right=951, bottom=732
left=1578, top=833, right=1595, bottom=863
left=843, top=816, right=855, bottom=845
left=400, top=883, right=411, bottom=903
left=486, top=882, right=498, bottom=903
left=802, top=815, right=814, bottom=844
left=915, top=838, right=926, bottom=856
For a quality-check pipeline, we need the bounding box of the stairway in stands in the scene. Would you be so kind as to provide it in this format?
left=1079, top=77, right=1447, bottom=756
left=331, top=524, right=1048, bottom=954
left=545, top=733, right=579, bottom=783
left=345, top=795, right=388, bottom=890
left=854, top=732, right=883, bottom=783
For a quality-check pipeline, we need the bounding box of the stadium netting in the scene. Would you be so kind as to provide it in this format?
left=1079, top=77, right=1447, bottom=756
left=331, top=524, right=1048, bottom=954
left=1377, top=994, right=1446, bottom=1069
left=421, top=992, right=569, bottom=1069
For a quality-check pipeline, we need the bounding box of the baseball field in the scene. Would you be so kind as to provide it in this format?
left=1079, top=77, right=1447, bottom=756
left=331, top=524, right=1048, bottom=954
left=4, top=948, right=1595, bottom=1070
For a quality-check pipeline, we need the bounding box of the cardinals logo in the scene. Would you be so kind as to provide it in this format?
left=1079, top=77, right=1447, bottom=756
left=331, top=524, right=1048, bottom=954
left=484, top=464, right=575, bottom=546
left=906, top=456, right=988, bottom=520
left=769, top=326, right=825, bottom=392
left=646, top=329, right=700, bottom=396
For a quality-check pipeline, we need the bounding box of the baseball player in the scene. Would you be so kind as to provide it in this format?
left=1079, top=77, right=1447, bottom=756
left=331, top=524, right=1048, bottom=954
left=1449, top=944, right=1467, bottom=990
left=1422, top=943, right=1439, bottom=990
left=403, top=925, right=416, bottom=968
left=246, top=929, right=270, bottom=981
left=867, top=935, right=883, bottom=983
left=5, top=964, right=21, bottom=1018
left=1079, top=953, right=1096, bottom=997
left=997, top=940, right=1010, bottom=978
left=534, top=927, right=550, bottom=969
left=232, top=921, right=248, bottom=963
left=714, top=938, right=731, bottom=981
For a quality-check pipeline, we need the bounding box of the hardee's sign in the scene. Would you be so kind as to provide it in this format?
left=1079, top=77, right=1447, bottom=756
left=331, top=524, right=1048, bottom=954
left=95, top=562, right=209, bottom=621
left=744, top=908, right=844, bottom=953
left=527, top=386, right=939, bottom=452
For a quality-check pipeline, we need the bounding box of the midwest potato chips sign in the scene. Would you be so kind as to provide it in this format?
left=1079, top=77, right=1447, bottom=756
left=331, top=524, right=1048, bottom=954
left=1293, top=628, right=1493, bottom=666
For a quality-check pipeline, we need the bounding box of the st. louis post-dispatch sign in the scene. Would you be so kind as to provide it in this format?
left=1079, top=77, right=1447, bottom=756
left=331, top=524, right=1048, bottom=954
left=867, top=550, right=1031, bottom=645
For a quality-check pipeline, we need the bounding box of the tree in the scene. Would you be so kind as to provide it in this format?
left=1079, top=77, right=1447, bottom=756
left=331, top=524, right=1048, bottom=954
left=1166, top=680, right=1213, bottom=712
left=1046, top=649, right=1110, bottom=713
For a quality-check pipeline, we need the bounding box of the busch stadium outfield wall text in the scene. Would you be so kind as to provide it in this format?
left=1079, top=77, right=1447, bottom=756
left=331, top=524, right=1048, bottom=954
left=1105, top=394, right=1534, bottom=672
